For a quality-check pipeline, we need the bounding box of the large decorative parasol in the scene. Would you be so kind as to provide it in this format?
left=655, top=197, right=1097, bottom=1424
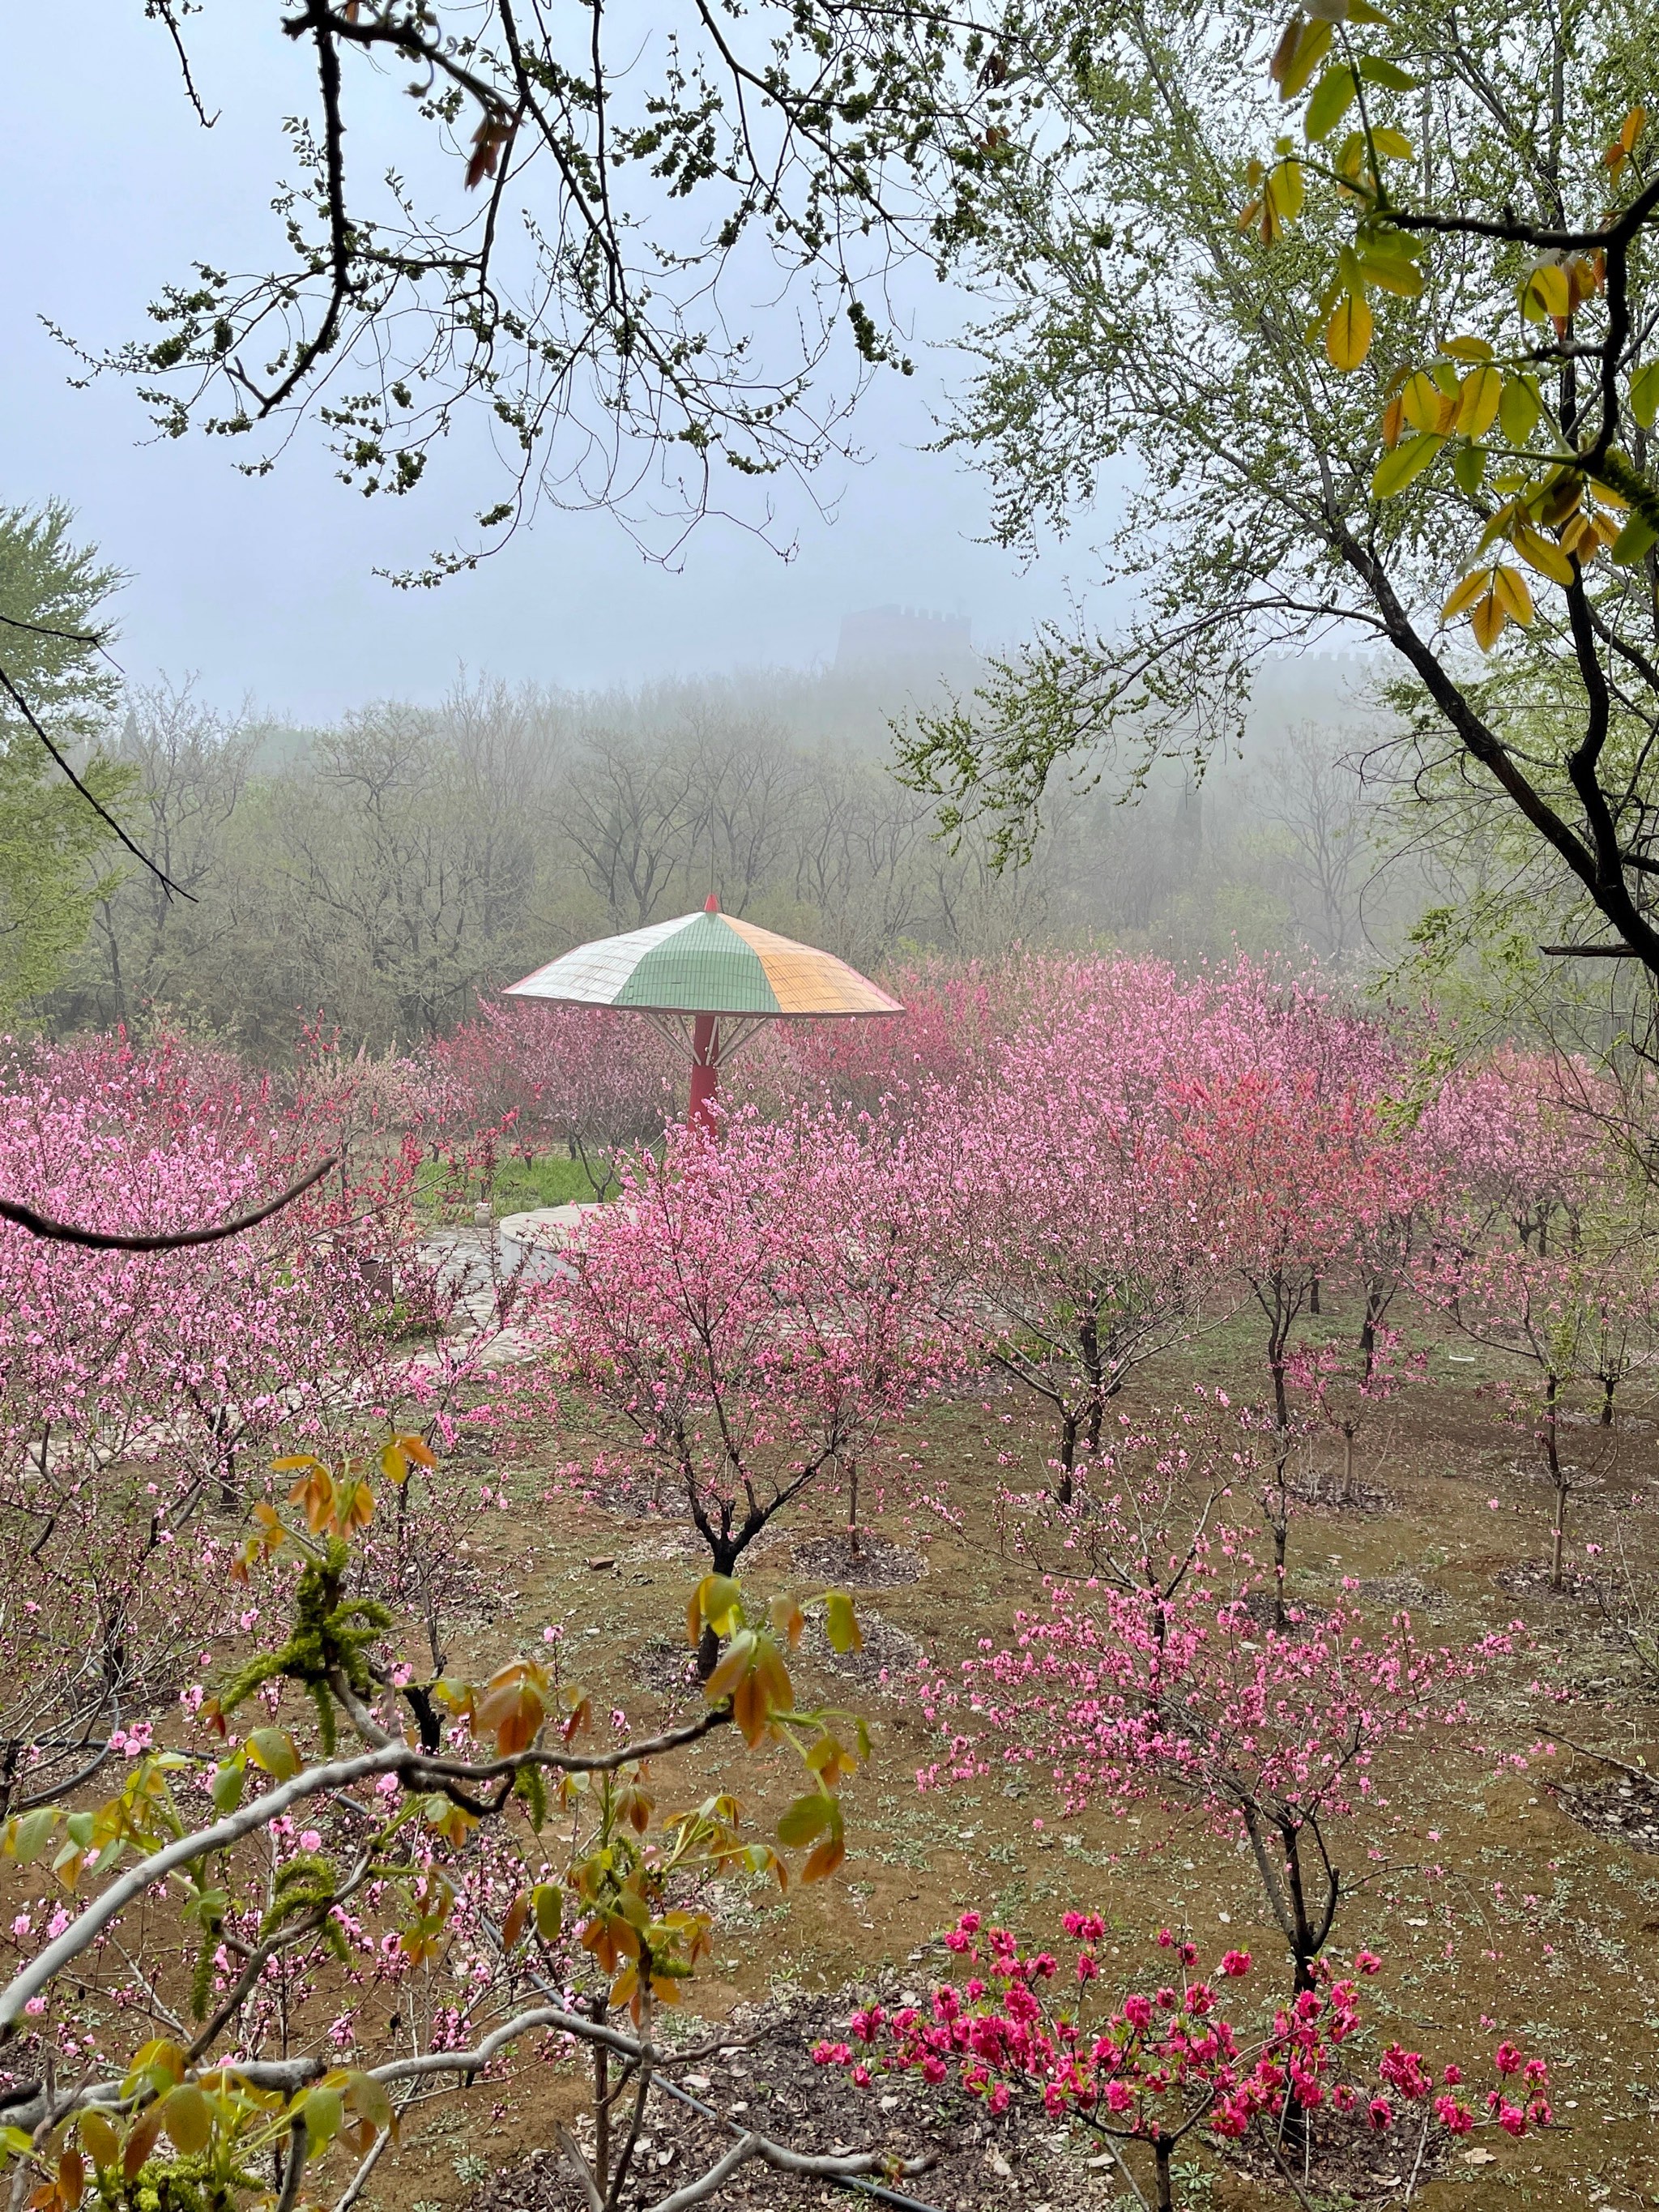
left=505, top=894, right=903, bottom=1126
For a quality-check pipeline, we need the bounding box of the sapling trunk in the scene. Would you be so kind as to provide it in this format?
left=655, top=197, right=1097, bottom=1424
left=591, top=1991, right=609, bottom=2193
left=847, top=1457, right=862, bottom=1559
left=1154, top=2134, right=1174, bottom=2212
left=1544, top=1372, right=1567, bottom=1592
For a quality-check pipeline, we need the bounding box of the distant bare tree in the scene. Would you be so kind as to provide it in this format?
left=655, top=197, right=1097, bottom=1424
left=562, top=738, right=706, bottom=929
left=80, top=682, right=261, bottom=1027
left=1252, top=725, right=1371, bottom=963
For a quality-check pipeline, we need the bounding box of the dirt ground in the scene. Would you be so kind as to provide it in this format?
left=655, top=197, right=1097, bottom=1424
left=344, top=1300, right=1659, bottom=2212
left=14, top=1298, right=1659, bottom=2212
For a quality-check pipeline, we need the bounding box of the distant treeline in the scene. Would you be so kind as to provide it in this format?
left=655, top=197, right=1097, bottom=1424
left=45, top=661, right=1422, bottom=1058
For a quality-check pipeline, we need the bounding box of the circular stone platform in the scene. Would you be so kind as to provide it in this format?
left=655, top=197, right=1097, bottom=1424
left=498, top=1202, right=605, bottom=1280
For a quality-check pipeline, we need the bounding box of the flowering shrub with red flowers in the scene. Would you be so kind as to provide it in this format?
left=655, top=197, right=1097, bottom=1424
left=815, top=1915, right=1550, bottom=2211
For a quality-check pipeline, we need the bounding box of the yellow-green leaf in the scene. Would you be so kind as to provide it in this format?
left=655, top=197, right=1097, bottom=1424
left=301, top=2087, right=343, bottom=2150
left=1371, top=433, right=1444, bottom=498
left=343, top=2073, right=394, bottom=2136
left=245, top=1729, right=301, bottom=1782
left=1491, top=566, right=1535, bottom=624
left=162, top=2087, right=211, bottom=2159
left=1400, top=371, right=1448, bottom=434
left=79, top=2116, right=119, bottom=2174
left=210, top=1761, right=245, bottom=1815
left=1371, top=126, right=1414, bottom=159
left=1451, top=442, right=1486, bottom=495
left=1612, top=511, right=1659, bottom=565
left=1277, top=15, right=1333, bottom=100
left=693, top=1575, right=744, bottom=1640
left=1359, top=57, right=1418, bottom=89
left=1325, top=290, right=1373, bottom=371
left=824, top=1591, right=863, bottom=1656
left=532, top=1882, right=565, bottom=1941
left=1454, top=364, right=1503, bottom=438
left=1631, top=360, right=1659, bottom=432
left=1266, top=157, right=1305, bottom=226
left=1441, top=571, right=1490, bottom=621
left=778, top=1792, right=834, bottom=1849
left=6, top=1808, right=58, bottom=1866
left=1520, top=261, right=1572, bottom=321
left=1359, top=251, right=1422, bottom=298
left=1304, top=63, right=1358, bottom=141
left=1512, top=523, right=1576, bottom=585
left=1498, top=375, right=1542, bottom=448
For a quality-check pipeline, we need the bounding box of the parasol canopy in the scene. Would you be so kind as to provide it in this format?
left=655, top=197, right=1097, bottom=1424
left=505, top=904, right=902, bottom=1019
left=505, top=896, right=902, bottom=1134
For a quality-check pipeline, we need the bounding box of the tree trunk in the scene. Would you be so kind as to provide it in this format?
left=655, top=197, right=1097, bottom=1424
left=1309, top=1272, right=1321, bottom=1316
left=1154, top=2136, right=1174, bottom=2212
left=1055, top=1411, right=1078, bottom=1506
left=847, top=1458, right=861, bottom=1559
left=1544, top=1373, right=1566, bottom=1593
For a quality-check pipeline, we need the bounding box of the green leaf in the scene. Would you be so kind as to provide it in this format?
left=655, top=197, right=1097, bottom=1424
left=301, top=2088, right=343, bottom=2150
left=1359, top=58, right=1418, bottom=89
left=211, top=1761, right=245, bottom=1815
left=1371, top=433, right=1445, bottom=497
left=1611, top=511, right=1659, bottom=565
left=1371, top=126, right=1414, bottom=158
left=777, top=1792, right=834, bottom=1849
left=7, top=1808, right=58, bottom=1866
left=531, top=1882, right=564, bottom=1941
left=1452, top=443, right=1486, bottom=494
left=1304, top=64, right=1358, bottom=142
left=1499, top=375, right=1542, bottom=447
left=1631, top=359, right=1659, bottom=432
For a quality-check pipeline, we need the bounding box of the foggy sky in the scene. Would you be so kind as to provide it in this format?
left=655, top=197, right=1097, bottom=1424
left=2, top=8, right=1097, bottom=723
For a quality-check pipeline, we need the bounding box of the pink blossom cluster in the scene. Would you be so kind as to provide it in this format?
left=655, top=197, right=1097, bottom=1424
left=815, top=1915, right=1550, bottom=2178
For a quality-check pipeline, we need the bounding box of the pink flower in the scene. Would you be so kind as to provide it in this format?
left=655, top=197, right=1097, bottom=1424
left=1220, top=1949, right=1252, bottom=1977
left=1354, top=1949, right=1383, bottom=1975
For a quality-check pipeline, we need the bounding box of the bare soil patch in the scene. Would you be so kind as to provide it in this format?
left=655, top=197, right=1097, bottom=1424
left=793, top=1532, right=928, bottom=1588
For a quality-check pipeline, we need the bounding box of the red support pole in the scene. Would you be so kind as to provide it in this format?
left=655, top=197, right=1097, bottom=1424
left=688, top=891, right=722, bottom=1135
left=688, top=1010, right=720, bottom=1136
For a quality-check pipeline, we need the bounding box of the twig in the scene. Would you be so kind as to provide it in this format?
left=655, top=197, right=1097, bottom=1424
left=1550, top=1735, right=1654, bottom=1784
left=0, top=662, right=189, bottom=899
left=1402, top=2105, right=1431, bottom=2205
left=0, top=1157, right=339, bottom=1250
